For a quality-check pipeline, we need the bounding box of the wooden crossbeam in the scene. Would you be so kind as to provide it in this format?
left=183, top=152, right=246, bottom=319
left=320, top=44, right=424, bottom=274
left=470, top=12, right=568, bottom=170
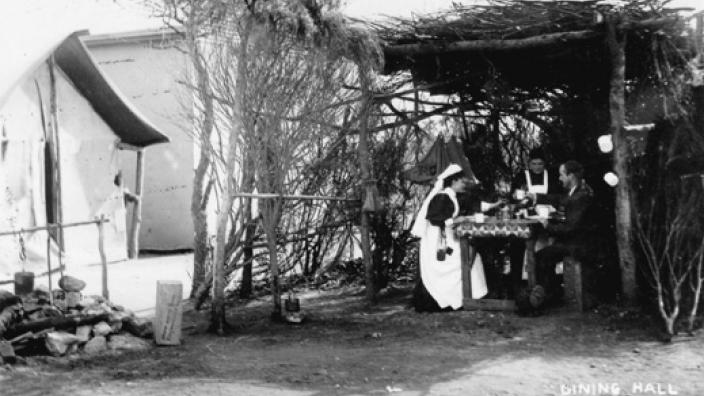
left=232, top=193, right=358, bottom=202
left=0, top=219, right=110, bottom=237
left=385, top=30, right=598, bottom=57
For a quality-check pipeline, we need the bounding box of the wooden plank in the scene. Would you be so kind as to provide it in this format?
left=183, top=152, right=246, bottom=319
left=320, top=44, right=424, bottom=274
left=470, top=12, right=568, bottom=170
left=3, top=314, right=108, bottom=340
left=623, top=124, right=655, bottom=133
left=154, top=280, right=183, bottom=345
left=463, top=298, right=516, bottom=311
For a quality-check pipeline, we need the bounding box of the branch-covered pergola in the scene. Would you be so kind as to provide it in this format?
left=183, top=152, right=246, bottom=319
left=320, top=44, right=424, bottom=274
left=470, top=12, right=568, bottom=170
left=370, top=0, right=696, bottom=303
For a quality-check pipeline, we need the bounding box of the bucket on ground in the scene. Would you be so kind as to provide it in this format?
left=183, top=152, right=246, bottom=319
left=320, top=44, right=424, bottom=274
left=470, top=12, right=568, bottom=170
left=14, top=272, right=34, bottom=296
left=154, top=280, right=183, bottom=345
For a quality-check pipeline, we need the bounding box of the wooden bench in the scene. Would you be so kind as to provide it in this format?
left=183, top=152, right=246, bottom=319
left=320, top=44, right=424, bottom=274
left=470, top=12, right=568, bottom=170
left=562, top=255, right=584, bottom=312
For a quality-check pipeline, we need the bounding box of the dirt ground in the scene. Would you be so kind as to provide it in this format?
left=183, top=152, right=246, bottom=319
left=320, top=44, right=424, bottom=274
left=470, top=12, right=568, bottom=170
left=2, top=285, right=703, bottom=396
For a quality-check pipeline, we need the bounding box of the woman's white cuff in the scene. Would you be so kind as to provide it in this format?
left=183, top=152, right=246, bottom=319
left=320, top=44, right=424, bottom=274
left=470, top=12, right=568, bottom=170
left=444, top=218, right=454, bottom=226
left=480, top=202, right=492, bottom=212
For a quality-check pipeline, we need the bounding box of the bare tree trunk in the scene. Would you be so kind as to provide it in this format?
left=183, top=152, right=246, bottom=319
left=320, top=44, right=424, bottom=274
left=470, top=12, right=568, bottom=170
left=658, top=282, right=681, bottom=338
left=187, top=17, right=214, bottom=298
left=358, top=67, right=376, bottom=306
left=607, top=16, right=638, bottom=305
left=209, top=17, right=252, bottom=334
left=687, top=242, right=704, bottom=333
left=239, top=164, right=255, bottom=299
left=210, top=185, right=234, bottom=334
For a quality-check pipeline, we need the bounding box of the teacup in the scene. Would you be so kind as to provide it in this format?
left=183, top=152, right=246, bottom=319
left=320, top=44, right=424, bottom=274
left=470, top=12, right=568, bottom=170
left=535, top=205, right=550, bottom=218
left=474, top=213, right=485, bottom=223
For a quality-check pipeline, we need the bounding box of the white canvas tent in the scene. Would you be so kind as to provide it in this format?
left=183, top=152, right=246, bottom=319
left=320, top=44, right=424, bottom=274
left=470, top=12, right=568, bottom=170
left=0, top=30, right=169, bottom=283
left=83, top=29, right=195, bottom=252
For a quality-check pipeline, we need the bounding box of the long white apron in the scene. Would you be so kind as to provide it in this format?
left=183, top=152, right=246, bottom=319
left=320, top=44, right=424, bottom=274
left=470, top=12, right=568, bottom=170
left=419, top=189, right=488, bottom=309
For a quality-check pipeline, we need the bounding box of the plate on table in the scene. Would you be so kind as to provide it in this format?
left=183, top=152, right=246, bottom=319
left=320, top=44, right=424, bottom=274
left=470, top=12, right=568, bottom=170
left=526, top=215, right=550, bottom=221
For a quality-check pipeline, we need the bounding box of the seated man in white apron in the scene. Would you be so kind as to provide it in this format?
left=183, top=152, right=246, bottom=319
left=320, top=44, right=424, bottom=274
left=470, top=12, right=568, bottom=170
left=507, top=148, right=562, bottom=297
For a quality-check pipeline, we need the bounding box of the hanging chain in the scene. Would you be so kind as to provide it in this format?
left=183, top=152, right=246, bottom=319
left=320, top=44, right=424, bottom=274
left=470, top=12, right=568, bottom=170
left=18, top=233, right=27, bottom=270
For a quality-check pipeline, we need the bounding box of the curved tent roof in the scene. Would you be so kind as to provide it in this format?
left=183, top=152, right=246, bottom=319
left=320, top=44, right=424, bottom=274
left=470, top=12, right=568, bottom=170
left=1, top=30, right=169, bottom=147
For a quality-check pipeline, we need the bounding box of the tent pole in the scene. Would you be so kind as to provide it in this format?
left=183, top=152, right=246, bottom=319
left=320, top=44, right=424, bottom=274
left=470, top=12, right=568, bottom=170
left=607, top=14, right=637, bottom=304
left=128, top=148, right=145, bottom=259
left=48, top=56, right=64, bottom=255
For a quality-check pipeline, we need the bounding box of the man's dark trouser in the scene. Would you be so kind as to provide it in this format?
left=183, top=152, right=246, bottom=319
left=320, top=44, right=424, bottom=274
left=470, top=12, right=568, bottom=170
left=535, top=243, right=572, bottom=300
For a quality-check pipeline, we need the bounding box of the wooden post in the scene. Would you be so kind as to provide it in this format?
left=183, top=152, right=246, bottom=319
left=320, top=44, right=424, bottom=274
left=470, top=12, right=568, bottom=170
left=97, top=215, right=109, bottom=300
left=154, top=280, right=183, bottom=345
left=460, top=238, right=473, bottom=305
left=358, top=67, right=375, bottom=305
left=128, top=149, right=145, bottom=259
left=607, top=15, right=638, bottom=304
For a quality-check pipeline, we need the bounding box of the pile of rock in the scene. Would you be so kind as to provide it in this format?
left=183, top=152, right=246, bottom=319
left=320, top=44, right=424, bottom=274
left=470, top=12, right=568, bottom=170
left=0, top=275, right=153, bottom=363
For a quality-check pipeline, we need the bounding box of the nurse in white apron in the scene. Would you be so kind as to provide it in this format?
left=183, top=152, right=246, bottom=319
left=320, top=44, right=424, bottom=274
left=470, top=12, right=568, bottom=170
left=411, top=164, right=490, bottom=311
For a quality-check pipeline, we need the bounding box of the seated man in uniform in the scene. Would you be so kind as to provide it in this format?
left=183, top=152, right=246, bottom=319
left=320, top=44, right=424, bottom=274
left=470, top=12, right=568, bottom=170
left=527, top=160, right=595, bottom=303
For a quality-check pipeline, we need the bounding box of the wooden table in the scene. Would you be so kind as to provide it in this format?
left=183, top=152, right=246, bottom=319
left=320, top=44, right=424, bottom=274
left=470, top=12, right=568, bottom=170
left=454, top=218, right=541, bottom=311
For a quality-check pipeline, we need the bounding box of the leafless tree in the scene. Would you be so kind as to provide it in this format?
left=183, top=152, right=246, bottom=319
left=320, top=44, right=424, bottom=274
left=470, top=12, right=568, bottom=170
left=636, top=181, right=704, bottom=337
left=162, top=0, right=369, bottom=325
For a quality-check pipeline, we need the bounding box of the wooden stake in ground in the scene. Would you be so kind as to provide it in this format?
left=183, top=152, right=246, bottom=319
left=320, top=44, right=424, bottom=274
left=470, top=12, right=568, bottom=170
left=97, top=215, right=109, bottom=300
left=46, top=229, right=53, bottom=304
